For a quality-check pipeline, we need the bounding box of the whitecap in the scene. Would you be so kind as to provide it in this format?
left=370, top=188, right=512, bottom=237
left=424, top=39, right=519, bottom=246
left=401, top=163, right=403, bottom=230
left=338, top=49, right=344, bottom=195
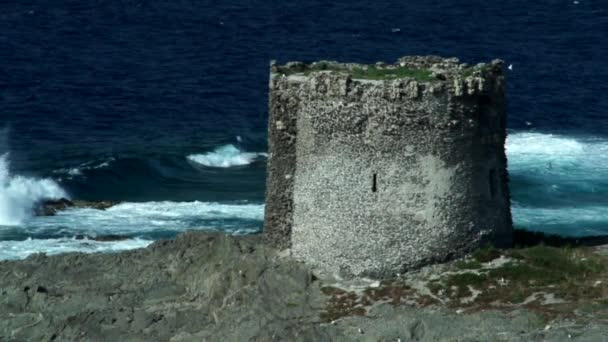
left=187, top=144, right=267, bottom=168
left=506, top=132, right=608, bottom=179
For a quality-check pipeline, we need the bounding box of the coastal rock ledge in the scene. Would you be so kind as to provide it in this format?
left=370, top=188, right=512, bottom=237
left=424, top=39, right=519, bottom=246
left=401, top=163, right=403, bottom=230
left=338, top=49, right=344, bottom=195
left=2, top=231, right=608, bottom=341
left=35, top=198, right=119, bottom=216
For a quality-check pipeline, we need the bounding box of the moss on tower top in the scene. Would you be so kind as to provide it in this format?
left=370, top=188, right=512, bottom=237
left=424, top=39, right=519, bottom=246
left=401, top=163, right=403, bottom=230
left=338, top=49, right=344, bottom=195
left=271, top=56, right=503, bottom=83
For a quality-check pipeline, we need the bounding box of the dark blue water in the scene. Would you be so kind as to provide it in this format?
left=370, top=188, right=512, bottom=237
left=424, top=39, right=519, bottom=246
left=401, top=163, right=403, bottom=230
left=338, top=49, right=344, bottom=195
left=1, top=0, right=607, bottom=258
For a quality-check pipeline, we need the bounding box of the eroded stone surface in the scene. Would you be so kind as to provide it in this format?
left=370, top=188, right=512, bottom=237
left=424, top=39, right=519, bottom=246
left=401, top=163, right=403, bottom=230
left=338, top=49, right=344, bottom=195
left=264, top=56, right=512, bottom=278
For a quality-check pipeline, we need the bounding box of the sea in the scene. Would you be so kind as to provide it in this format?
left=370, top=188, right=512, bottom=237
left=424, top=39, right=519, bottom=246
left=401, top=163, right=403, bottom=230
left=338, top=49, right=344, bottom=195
left=1, top=0, right=607, bottom=260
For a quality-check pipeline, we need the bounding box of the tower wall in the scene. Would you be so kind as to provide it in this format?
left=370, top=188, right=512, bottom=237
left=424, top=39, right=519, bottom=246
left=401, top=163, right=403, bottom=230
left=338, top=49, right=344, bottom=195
left=264, top=56, right=512, bottom=278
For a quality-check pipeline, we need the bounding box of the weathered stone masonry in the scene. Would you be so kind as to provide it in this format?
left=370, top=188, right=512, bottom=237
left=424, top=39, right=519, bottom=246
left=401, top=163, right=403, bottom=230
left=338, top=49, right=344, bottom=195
left=264, top=56, right=513, bottom=278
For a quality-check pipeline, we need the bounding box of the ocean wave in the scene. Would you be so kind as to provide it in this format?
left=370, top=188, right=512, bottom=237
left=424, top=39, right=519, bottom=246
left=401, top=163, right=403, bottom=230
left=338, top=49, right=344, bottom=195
left=512, top=205, right=608, bottom=237
left=53, top=157, right=115, bottom=178
left=0, top=153, right=68, bottom=226
left=0, top=200, right=264, bottom=259
left=507, top=132, right=608, bottom=235
left=187, top=144, right=267, bottom=168
left=506, top=132, right=608, bottom=179
left=0, top=236, right=152, bottom=261
left=24, top=201, right=264, bottom=237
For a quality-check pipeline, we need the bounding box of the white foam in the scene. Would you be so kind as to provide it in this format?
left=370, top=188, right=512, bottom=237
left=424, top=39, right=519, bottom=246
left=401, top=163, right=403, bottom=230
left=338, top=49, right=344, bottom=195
left=187, top=145, right=267, bottom=168
left=0, top=200, right=263, bottom=260
left=26, top=201, right=265, bottom=236
left=506, top=132, right=608, bottom=179
left=0, top=236, right=152, bottom=261
left=0, top=153, right=68, bottom=226
left=507, top=132, right=608, bottom=235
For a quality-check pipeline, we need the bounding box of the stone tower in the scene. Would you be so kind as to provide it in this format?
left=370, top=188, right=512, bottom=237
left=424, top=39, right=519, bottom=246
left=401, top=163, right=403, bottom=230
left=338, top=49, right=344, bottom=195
left=264, top=56, right=512, bottom=278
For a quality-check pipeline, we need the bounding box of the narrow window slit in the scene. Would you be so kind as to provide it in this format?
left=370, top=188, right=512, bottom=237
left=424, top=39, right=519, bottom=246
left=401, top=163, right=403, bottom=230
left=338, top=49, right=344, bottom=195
left=489, top=169, right=496, bottom=198
left=372, top=173, right=377, bottom=193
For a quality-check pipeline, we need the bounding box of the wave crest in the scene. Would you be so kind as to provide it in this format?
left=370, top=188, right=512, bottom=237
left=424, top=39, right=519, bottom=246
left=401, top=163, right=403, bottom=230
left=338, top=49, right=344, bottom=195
left=53, top=157, right=115, bottom=178
left=187, top=145, right=267, bottom=168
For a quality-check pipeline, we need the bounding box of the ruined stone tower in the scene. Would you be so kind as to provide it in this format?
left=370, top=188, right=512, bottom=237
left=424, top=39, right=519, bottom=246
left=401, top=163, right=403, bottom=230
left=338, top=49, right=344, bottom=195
left=264, top=56, right=512, bottom=278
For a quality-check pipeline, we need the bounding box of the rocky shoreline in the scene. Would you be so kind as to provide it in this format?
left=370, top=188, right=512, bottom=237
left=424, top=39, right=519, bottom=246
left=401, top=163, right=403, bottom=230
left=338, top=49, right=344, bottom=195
left=2, top=231, right=608, bottom=341
left=35, top=198, right=119, bottom=217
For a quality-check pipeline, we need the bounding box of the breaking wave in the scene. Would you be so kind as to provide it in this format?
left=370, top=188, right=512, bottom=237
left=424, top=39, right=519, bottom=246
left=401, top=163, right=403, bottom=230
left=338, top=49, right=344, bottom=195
left=506, top=132, right=608, bottom=236
left=0, top=200, right=264, bottom=260
left=0, top=153, right=68, bottom=226
left=187, top=144, right=267, bottom=168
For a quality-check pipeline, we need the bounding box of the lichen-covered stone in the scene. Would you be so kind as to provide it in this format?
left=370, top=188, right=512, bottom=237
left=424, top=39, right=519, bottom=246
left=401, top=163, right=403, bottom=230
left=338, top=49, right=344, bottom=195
left=264, top=56, right=512, bottom=278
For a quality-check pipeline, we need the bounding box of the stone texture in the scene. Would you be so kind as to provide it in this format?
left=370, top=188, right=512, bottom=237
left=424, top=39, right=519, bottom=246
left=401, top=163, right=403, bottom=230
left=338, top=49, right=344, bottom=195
left=3, top=231, right=608, bottom=341
left=264, top=56, right=512, bottom=278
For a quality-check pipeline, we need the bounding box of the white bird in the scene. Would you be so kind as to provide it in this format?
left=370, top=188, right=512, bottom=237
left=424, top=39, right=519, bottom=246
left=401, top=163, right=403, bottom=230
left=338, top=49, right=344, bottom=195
left=508, top=64, right=513, bottom=71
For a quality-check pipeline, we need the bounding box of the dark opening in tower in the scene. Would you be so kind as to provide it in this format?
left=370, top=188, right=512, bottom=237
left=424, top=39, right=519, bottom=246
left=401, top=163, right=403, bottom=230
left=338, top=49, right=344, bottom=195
left=372, top=173, right=377, bottom=193
left=489, top=169, right=497, bottom=198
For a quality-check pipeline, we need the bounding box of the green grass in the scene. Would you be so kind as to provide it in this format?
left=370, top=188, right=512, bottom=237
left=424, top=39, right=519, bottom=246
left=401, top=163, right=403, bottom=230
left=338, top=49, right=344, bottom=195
left=472, top=246, right=501, bottom=263
left=502, top=246, right=605, bottom=286
left=445, top=272, right=488, bottom=298
left=436, top=244, right=608, bottom=306
left=318, top=243, right=608, bottom=322
left=455, top=260, right=483, bottom=270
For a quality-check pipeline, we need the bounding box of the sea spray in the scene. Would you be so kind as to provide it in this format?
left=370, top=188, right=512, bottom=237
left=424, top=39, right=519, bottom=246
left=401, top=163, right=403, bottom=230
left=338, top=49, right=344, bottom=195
left=0, top=153, right=68, bottom=226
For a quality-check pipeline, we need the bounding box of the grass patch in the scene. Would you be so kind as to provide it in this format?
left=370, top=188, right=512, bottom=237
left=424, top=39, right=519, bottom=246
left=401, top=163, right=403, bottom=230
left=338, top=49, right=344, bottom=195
left=319, top=281, right=431, bottom=322
left=445, top=272, right=487, bottom=298
left=363, top=280, right=413, bottom=305
left=472, top=246, right=501, bottom=263
left=455, top=260, right=483, bottom=270
left=321, top=241, right=608, bottom=320
left=495, top=245, right=606, bottom=288
left=319, top=286, right=366, bottom=322
left=433, top=244, right=608, bottom=308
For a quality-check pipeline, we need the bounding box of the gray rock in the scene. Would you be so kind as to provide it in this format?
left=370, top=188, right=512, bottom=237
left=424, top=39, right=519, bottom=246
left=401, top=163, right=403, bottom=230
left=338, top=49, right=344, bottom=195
left=1, top=231, right=608, bottom=341
left=35, top=198, right=119, bottom=216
